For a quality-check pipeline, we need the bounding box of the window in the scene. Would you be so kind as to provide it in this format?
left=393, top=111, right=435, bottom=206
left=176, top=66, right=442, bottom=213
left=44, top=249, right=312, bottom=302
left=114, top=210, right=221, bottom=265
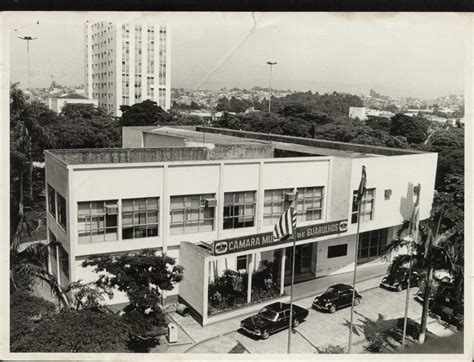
left=358, top=228, right=388, bottom=262
left=57, top=193, right=67, bottom=231
left=78, top=200, right=118, bottom=244
left=264, top=186, right=324, bottom=225
left=295, top=187, right=323, bottom=222
left=351, top=188, right=375, bottom=224
left=327, top=244, right=348, bottom=258
left=58, top=245, right=69, bottom=279
left=223, top=191, right=256, bottom=229
left=47, top=184, right=56, bottom=217
left=122, top=197, right=159, bottom=239
left=170, top=194, right=215, bottom=235
left=49, top=243, right=58, bottom=276
left=236, top=255, right=247, bottom=270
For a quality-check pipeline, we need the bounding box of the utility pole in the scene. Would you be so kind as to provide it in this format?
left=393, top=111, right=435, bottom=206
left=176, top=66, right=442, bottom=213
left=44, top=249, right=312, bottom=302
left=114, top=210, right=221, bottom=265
left=266, top=61, right=277, bottom=113
left=18, top=35, right=37, bottom=95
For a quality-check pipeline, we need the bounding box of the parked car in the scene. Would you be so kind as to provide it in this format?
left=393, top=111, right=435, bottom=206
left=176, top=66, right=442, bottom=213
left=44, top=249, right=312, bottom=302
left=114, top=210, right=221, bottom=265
left=380, top=267, right=421, bottom=292
left=415, top=281, right=454, bottom=304
left=240, top=302, right=308, bottom=340
left=312, top=284, right=362, bottom=313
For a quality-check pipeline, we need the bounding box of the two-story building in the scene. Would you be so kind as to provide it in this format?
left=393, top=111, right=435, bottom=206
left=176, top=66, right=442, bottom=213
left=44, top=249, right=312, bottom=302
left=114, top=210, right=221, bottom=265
left=44, top=126, right=437, bottom=325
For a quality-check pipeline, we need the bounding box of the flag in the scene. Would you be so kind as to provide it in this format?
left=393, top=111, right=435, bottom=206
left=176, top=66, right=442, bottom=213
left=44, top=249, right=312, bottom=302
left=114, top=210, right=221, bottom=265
left=273, top=204, right=297, bottom=241
left=409, top=184, right=421, bottom=243
left=356, top=166, right=367, bottom=203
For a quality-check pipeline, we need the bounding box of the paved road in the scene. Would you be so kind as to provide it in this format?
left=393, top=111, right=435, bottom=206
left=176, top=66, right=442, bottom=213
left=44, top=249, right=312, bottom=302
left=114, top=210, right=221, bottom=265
left=188, top=283, right=433, bottom=353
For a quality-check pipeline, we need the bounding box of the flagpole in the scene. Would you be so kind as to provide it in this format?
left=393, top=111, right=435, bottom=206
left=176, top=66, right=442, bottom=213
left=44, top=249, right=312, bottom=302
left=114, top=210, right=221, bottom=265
left=287, top=190, right=298, bottom=354
left=347, top=192, right=362, bottom=354
left=402, top=183, right=421, bottom=347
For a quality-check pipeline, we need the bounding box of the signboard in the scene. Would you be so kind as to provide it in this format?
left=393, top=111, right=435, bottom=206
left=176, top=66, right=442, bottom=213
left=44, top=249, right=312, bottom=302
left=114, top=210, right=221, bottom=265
left=213, top=219, right=348, bottom=256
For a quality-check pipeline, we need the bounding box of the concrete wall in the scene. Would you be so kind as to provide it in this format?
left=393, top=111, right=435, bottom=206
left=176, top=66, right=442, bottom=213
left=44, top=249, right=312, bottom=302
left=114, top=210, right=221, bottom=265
left=178, top=243, right=206, bottom=319
left=122, top=127, right=146, bottom=147
left=143, top=133, right=187, bottom=148
left=347, top=153, right=438, bottom=236
left=315, top=234, right=357, bottom=276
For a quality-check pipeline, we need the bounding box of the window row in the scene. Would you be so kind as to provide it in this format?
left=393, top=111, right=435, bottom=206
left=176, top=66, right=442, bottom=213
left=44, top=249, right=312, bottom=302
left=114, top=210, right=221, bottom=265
left=76, top=187, right=325, bottom=245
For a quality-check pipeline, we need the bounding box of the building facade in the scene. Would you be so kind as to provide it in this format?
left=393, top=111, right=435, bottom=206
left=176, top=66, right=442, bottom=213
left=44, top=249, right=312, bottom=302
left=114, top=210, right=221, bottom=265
left=45, top=127, right=437, bottom=325
left=84, top=20, right=171, bottom=116
left=47, top=94, right=98, bottom=114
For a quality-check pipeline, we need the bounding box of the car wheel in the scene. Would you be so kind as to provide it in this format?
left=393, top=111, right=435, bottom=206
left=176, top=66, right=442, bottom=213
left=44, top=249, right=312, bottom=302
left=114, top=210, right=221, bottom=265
left=292, top=319, right=300, bottom=327
left=329, top=304, right=336, bottom=313
left=354, top=297, right=361, bottom=306
left=262, top=330, right=270, bottom=340
left=396, top=284, right=403, bottom=292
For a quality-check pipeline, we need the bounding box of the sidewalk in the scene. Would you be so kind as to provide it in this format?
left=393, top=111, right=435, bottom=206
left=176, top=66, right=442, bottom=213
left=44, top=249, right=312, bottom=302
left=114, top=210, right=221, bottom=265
left=166, top=264, right=388, bottom=348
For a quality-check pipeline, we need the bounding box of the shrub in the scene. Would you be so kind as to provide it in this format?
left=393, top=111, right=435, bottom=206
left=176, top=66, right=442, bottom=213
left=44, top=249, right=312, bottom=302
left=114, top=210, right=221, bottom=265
left=13, top=309, right=130, bottom=353
left=364, top=335, right=385, bottom=353
left=316, top=344, right=345, bottom=354
left=10, top=291, right=56, bottom=352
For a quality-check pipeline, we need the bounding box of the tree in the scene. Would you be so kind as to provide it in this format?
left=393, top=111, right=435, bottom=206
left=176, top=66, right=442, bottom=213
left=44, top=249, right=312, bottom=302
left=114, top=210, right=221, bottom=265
left=83, top=249, right=184, bottom=349
left=390, top=114, right=430, bottom=144
left=422, top=128, right=464, bottom=189
left=120, top=99, right=173, bottom=126
left=383, top=218, right=457, bottom=344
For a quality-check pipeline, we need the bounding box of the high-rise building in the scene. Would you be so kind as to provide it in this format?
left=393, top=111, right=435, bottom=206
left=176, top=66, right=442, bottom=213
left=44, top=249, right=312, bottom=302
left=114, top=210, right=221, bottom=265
left=84, top=21, right=171, bottom=116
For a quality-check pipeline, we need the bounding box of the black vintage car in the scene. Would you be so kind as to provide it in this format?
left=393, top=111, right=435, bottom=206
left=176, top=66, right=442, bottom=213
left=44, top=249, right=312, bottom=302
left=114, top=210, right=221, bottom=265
left=380, top=267, right=421, bottom=292
left=240, top=302, right=308, bottom=340
left=312, top=284, right=362, bottom=313
left=415, top=282, right=454, bottom=305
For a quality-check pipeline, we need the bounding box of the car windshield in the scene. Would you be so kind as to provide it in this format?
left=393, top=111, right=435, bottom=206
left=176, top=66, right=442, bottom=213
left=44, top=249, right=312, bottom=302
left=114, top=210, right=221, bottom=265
left=258, top=308, right=278, bottom=321
left=325, top=287, right=338, bottom=296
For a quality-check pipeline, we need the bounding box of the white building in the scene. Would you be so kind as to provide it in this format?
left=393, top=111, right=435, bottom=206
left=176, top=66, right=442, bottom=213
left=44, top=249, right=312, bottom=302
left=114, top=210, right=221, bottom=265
left=47, top=94, right=98, bottom=114
left=348, top=107, right=367, bottom=120
left=84, top=20, right=171, bottom=116
left=45, top=127, right=437, bottom=325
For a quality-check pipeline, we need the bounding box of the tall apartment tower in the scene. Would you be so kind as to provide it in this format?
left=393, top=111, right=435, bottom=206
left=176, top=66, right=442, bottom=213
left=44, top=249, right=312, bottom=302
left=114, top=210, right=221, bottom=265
left=84, top=21, right=171, bottom=116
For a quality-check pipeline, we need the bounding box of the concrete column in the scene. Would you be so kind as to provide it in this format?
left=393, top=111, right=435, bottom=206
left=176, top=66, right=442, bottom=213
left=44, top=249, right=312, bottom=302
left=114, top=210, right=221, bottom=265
left=280, top=248, right=286, bottom=295
left=247, top=254, right=253, bottom=304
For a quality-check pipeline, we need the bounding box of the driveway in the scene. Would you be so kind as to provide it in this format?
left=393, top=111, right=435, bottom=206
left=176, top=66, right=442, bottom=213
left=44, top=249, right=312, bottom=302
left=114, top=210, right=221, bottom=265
left=187, top=284, right=444, bottom=353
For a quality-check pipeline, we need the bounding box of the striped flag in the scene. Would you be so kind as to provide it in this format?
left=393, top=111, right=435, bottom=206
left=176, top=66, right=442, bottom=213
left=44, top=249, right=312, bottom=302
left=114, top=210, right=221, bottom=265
left=273, top=204, right=297, bottom=241
left=356, top=166, right=367, bottom=203
left=409, top=184, right=421, bottom=243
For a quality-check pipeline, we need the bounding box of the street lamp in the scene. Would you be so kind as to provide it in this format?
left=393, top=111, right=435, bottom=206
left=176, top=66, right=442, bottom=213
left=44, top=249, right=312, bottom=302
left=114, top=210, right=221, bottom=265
left=266, top=61, right=277, bottom=113
left=18, top=35, right=37, bottom=91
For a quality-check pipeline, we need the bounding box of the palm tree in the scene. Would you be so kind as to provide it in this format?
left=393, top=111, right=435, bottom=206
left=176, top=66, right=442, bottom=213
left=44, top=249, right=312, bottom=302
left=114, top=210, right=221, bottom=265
left=383, top=217, right=457, bottom=344
left=10, top=239, right=69, bottom=309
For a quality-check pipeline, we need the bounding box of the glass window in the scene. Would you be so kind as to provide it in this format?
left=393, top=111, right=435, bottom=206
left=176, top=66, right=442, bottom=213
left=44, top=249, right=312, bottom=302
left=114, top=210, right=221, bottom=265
left=47, top=184, right=56, bottom=217
left=122, top=197, right=159, bottom=240
left=223, top=191, right=256, bottom=230
left=78, top=200, right=118, bottom=244
left=58, top=245, right=69, bottom=280
left=236, top=255, right=247, bottom=270
left=327, top=244, right=348, bottom=258
left=170, top=194, right=215, bottom=235
left=57, top=193, right=67, bottom=231
left=264, top=187, right=324, bottom=225
left=352, top=188, right=375, bottom=224
left=358, top=228, right=388, bottom=262
left=296, top=186, right=324, bottom=222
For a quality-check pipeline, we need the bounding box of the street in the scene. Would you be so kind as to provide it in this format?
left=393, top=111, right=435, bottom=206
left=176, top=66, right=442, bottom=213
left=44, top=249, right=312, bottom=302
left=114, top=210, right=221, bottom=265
left=185, top=283, right=440, bottom=353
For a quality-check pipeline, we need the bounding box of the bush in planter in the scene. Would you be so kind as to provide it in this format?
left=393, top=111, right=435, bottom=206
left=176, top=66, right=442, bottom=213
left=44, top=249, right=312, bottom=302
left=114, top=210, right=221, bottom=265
left=208, top=269, right=247, bottom=308
left=396, top=318, right=420, bottom=340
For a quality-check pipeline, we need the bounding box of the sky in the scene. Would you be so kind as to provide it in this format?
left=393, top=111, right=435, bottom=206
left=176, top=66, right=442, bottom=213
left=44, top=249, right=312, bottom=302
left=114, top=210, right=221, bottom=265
left=7, top=12, right=469, bottom=99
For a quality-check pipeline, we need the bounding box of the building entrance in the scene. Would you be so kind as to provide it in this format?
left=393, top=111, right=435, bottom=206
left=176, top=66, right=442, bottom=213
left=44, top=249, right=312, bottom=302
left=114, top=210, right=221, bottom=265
left=284, top=243, right=316, bottom=285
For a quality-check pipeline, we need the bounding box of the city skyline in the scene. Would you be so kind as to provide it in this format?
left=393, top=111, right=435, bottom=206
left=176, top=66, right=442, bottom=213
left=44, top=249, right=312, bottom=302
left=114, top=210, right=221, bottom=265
left=9, top=12, right=468, bottom=99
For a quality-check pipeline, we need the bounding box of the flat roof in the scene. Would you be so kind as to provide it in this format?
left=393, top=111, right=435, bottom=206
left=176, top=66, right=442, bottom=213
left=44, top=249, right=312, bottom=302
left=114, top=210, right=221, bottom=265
left=144, top=126, right=269, bottom=146
left=45, top=126, right=425, bottom=166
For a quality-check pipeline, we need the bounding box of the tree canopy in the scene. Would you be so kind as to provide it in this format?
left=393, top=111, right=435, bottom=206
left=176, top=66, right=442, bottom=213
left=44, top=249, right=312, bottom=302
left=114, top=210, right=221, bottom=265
left=120, top=99, right=173, bottom=126
left=389, top=114, right=430, bottom=144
